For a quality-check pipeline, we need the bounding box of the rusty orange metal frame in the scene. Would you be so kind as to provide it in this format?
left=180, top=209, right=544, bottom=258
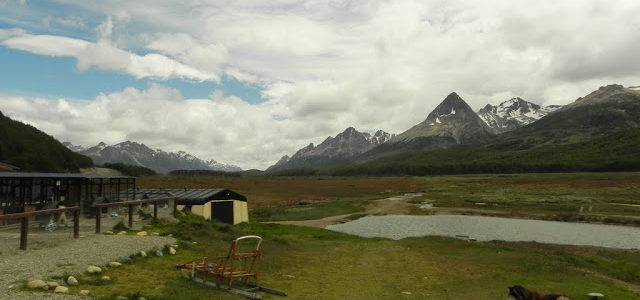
left=179, top=235, right=262, bottom=287
left=176, top=235, right=286, bottom=299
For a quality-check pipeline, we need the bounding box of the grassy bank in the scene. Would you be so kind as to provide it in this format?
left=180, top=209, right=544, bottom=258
left=62, top=214, right=640, bottom=299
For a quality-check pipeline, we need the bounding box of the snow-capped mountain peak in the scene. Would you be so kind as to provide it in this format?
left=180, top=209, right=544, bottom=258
left=368, top=130, right=393, bottom=145
left=478, top=97, right=562, bottom=133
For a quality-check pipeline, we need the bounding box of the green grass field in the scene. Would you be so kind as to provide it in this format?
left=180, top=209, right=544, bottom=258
left=45, top=173, right=640, bottom=299
left=60, top=214, right=640, bottom=299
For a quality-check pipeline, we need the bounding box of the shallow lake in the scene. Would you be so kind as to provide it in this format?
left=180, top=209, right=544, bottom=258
left=326, top=215, right=640, bottom=249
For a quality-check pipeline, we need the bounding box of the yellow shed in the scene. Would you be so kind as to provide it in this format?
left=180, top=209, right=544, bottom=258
left=172, top=188, right=249, bottom=224
left=134, top=188, right=249, bottom=224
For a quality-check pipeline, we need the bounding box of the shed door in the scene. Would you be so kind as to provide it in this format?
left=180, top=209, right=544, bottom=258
left=211, top=201, right=234, bottom=224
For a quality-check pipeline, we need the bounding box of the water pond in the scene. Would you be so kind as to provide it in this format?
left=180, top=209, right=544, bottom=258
left=326, top=215, right=640, bottom=249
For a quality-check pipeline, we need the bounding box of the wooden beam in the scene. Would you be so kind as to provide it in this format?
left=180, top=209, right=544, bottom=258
left=0, top=206, right=81, bottom=220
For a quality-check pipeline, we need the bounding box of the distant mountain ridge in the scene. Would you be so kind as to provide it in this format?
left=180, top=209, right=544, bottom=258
left=64, top=141, right=242, bottom=173
left=269, top=92, right=564, bottom=172
left=267, top=127, right=392, bottom=171
left=478, top=98, right=562, bottom=133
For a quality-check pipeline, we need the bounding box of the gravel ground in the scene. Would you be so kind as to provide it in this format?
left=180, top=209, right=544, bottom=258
left=327, top=214, right=640, bottom=249
left=0, top=234, right=176, bottom=299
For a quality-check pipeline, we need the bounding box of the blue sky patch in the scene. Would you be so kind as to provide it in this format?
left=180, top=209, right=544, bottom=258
left=0, top=46, right=265, bottom=103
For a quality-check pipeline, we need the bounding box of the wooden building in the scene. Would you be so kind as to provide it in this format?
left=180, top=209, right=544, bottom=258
left=128, top=188, right=249, bottom=224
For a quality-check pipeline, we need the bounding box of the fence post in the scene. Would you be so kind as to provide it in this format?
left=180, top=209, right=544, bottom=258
left=173, top=199, right=177, bottom=218
left=73, top=209, right=79, bottom=238
left=153, top=201, right=158, bottom=219
left=128, top=204, right=133, bottom=228
left=20, top=217, right=28, bottom=250
left=95, top=207, right=101, bottom=234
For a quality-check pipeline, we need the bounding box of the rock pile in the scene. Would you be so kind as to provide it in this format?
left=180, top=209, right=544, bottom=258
left=24, top=242, right=176, bottom=298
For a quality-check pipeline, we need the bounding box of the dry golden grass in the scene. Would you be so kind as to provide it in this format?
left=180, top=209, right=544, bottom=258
left=138, top=176, right=423, bottom=208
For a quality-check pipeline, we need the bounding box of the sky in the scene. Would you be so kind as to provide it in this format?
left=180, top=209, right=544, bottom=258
left=1, top=0, right=640, bottom=170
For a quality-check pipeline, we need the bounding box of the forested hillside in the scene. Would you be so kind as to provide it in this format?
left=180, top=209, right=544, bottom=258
left=0, top=111, right=93, bottom=172
left=331, top=127, right=640, bottom=176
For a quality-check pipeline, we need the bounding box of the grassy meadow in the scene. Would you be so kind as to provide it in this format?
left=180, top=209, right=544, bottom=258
left=139, top=173, right=640, bottom=223
left=51, top=173, right=640, bottom=299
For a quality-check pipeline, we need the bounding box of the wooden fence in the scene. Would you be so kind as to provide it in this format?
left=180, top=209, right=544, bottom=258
left=94, top=197, right=175, bottom=233
left=0, top=206, right=80, bottom=250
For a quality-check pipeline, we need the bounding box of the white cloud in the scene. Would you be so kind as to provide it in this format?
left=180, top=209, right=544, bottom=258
left=146, top=33, right=229, bottom=77
left=2, top=34, right=90, bottom=56
left=0, top=85, right=303, bottom=169
left=0, top=20, right=220, bottom=82
left=97, top=16, right=114, bottom=41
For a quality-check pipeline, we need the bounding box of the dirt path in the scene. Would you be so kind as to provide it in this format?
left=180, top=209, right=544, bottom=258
left=272, top=193, right=423, bottom=228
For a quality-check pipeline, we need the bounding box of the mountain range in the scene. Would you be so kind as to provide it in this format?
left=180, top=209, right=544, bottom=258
left=267, top=127, right=392, bottom=171
left=331, top=84, right=640, bottom=175
left=268, top=92, right=562, bottom=171
left=64, top=141, right=242, bottom=174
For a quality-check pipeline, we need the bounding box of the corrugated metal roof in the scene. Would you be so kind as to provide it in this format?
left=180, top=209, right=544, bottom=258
left=0, top=172, right=133, bottom=179
left=122, top=188, right=247, bottom=205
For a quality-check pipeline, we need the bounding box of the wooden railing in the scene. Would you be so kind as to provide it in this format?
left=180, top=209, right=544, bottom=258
left=0, top=206, right=80, bottom=250
left=94, top=197, right=174, bottom=233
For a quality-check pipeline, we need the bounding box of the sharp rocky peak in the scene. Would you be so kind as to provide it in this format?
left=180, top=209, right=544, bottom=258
left=387, top=92, right=494, bottom=146
left=424, top=92, right=476, bottom=124
left=333, top=127, right=360, bottom=139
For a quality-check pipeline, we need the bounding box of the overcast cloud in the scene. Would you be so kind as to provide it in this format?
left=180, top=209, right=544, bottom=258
left=1, top=0, right=640, bottom=169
